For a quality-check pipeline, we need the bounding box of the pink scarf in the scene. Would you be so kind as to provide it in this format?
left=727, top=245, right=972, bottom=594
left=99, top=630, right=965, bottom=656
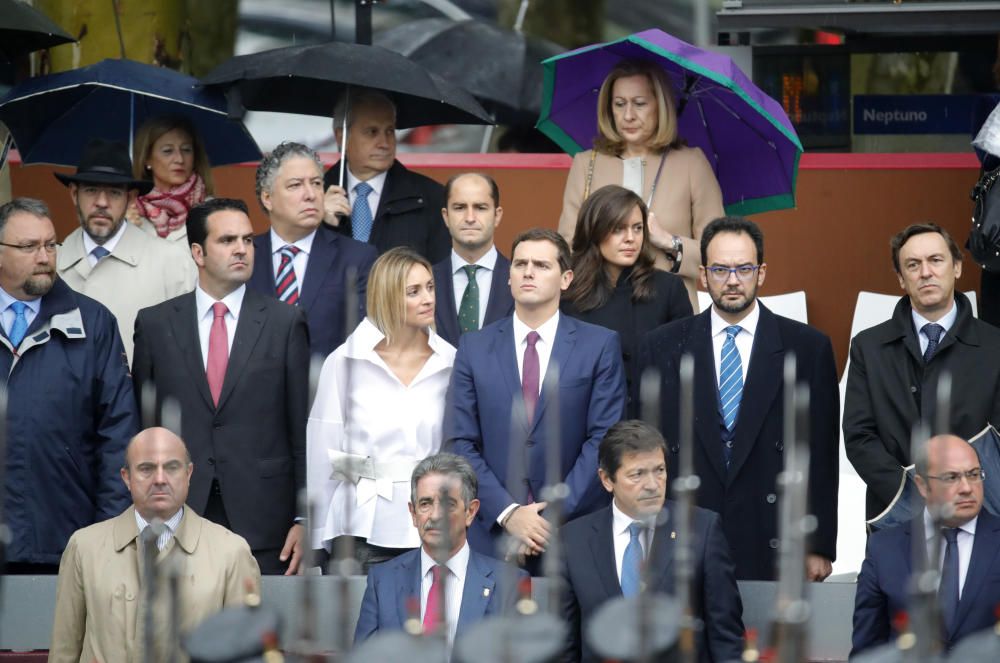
left=136, top=173, right=206, bottom=238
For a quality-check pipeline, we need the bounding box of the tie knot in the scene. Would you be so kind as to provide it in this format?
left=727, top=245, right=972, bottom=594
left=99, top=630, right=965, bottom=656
left=355, top=181, right=373, bottom=196
left=279, top=245, right=301, bottom=259
left=725, top=325, right=742, bottom=339
left=462, top=264, right=479, bottom=279
left=212, top=302, right=228, bottom=319
left=628, top=522, right=643, bottom=540
left=923, top=323, right=944, bottom=343
left=9, top=301, right=26, bottom=315
left=942, top=527, right=960, bottom=544
left=526, top=331, right=540, bottom=348
left=91, top=246, right=110, bottom=260
left=431, top=564, right=446, bottom=582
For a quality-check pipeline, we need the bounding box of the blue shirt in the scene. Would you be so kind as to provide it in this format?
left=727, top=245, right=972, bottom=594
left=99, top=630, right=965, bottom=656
left=0, top=286, right=41, bottom=340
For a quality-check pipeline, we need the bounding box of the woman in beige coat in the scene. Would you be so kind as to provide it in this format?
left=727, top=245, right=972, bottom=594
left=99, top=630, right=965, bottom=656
left=558, top=59, right=724, bottom=310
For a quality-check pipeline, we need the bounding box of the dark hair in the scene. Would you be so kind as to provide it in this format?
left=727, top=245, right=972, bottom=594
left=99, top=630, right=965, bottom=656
left=410, top=452, right=478, bottom=507
left=598, top=420, right=668, bottom=479
left=511, top=228, right=572, bottom=273
left=890, top=222, right=963, bottom=274
left=564, top=185, right=656, bottom=311
left=0, top=198, right=50, bottom=240
left=444, top=172, right=500, bottom=207
left=700, top=216, right=765, bottom=266
left=187, top=198, right=249, bottom=248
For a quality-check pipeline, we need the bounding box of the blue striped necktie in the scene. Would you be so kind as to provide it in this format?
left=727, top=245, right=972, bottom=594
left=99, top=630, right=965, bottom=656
left=719, top=325, right=744, bottom=433
left=275, top=245, right=301, bottom=305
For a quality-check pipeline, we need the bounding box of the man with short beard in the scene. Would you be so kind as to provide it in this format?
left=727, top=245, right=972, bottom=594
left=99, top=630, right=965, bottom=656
left=0, top=197, right=138, bottom=573
left=55, top=139, right=195, bottom=362
left=636, top=216, right=839, bottom=581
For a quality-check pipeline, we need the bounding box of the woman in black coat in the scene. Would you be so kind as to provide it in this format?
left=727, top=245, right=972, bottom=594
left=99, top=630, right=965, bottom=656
left=562, top=184, right=693, bottom=416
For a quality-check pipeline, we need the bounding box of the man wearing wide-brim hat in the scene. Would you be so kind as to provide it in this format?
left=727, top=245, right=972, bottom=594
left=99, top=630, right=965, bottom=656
left=55, top=138, right=196, bottom=362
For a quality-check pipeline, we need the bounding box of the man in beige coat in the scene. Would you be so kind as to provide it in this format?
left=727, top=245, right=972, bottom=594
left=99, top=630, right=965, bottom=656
left=55, top=139, right=195, bottom=362
left=49, top=427, right=260, bottom=663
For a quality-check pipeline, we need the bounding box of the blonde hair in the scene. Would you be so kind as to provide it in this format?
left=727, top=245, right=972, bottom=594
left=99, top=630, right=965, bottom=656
left=594, top=59, right=680, bottom=157
left=132, top=115, right=215, bottom=194
left=366, top=247, right=434, bottom=345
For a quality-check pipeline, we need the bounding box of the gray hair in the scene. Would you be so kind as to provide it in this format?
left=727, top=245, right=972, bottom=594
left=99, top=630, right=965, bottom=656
left=254, top=141, right=324, bottom=210
left=410, top=453, right=478, bottom=507
left=332, top=88, right=397, bottom=131
left=0, top=198, right=51, bottom=240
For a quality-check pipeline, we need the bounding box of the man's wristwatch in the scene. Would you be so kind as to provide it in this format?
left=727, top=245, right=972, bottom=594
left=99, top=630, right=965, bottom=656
left=668, top=235, right=683, bottom=273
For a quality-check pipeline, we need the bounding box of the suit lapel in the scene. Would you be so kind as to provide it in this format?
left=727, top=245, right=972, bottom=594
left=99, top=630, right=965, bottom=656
left=298, top=227, right=338, bottom=311
left=591, top=508, right=623, bottom=599
left=532, top=316, right=577, bottom=430
left=648, top=509, right=676, bottom=593
left=169, top=293, right=214, bottom=410
left=689, top=312, right=728, bottom=484
left=483, top=254, right=512, bottom=326
left=434, top=261, right=460, bottom=343
left=953, top=513, right=1000, bottom=634
left=396, top=551, right=422, bottom=628
left=456, top=552, right=496, bottom=637
left=250, top=233, right=277, bottom=295
left=494, top=319, right=528, bottom=434
left=728, top=305, right=783, bottom=480
left=217, top=291, right=267, bottom=411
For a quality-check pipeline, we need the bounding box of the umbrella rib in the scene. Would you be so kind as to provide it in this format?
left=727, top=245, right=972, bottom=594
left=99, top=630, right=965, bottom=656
left=2, top=82, right=228, bottom=115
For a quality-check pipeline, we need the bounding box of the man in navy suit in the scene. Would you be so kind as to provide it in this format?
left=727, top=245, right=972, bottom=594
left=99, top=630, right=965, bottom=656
left=852, top=434, right=1000, bottom=655
left=637, top=216, right=839, bottom=581
left=247, top=142, right=377, bottom=359
left=432, top=173, right=515, bottom=347
left=561, top=420, right=744, bottom=662
left=446, top=228, right=626, bottom=568
left=354, top=453, right=525, bottom=645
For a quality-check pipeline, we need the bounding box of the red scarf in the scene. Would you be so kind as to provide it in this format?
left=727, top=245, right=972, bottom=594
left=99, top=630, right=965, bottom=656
left=136, top=173, right=206, bottom=238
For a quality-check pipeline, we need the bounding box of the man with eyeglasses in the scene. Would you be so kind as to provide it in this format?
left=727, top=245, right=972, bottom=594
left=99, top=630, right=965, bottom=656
left=55, top=139, right=195, bottom=363
left=0, top=197, right=138, bottom=573
left=852, top=434, right=1000, bottom=654
left=637, top=216, right=839, bottom=581
left=845, top=223, right=1000, bottom=521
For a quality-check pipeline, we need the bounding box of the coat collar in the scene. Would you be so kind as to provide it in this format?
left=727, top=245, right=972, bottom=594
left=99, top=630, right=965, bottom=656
left=875, top=293, right=978, bottom=363
left=111, top=504, right=202, bottom=554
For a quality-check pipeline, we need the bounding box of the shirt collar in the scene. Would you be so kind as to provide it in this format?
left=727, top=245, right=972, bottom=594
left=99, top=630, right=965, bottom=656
left=347, top=168, right=389, bottom=199
left=450, top=246, right=498, bottom=275
left=912, top=300, right=958, bottom=338
left=611, top=499, right=643, bottom=537
left=195, top=284, right=246, bottom=322
left=82, top=219, right=127, bottom=258
left=0, top=286, right=42, bottom=315
left=922, top=507, right=978, bottom=539
left=710, top=299, right=760, bottom=339
left=344, top=317, right=456, bottom=362
left=134, top=506, right=185, bottom=536
left=420, top=539, right=471, bottom=584
left=269, top=227, right=317, bottom=256
left=512, top=310, right=560, bottom=346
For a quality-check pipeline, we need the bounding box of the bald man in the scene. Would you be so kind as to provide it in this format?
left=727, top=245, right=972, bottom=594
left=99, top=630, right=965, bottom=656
left=852, top=434, right=1000, bottom=655
left=50, top=428, right=260, bottom=663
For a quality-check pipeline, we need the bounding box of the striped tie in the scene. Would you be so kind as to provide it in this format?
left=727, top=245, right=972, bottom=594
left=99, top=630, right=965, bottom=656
left=275, top=245, right=302, bottom=305
left=719, top=325, right=744, bottom=433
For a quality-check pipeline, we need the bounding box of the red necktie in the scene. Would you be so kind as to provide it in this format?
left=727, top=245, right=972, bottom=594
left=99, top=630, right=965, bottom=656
left=206, top=302, right=229, bottom=407
left=522, top=331, right=540, bottom=422
left=423, top=565, right=445, bottom=635
left=275, top=245, right=302, bottom=305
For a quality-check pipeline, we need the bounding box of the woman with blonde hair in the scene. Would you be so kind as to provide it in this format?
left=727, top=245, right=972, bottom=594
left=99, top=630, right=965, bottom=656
left=306, top=247, right=455, bottom=571
left=557, top=58, right=724, bottom=310
left=127, top=114, right=214, bottom=241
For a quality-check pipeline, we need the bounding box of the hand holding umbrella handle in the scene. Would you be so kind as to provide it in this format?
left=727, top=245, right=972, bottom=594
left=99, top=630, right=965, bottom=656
left=323, top=184, right=351, bottom=227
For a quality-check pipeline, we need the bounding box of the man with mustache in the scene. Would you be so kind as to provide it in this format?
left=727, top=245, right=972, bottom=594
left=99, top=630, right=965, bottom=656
left=845, top=223, right=1000, bottom=520
left=49, top=427, right=260, bottom=663
left=55, top=139, right=195, bottom=363
left=561, top=420, right=744, bottom=662
left=133, top=198, right=310, bottom=575
left=354, top=453, right=525, bottom=647
left=637, top=216, right=839, bottom=581
left=852, top=434, right=1000, bottom=655
left=0, top=197, right=138, bottom=573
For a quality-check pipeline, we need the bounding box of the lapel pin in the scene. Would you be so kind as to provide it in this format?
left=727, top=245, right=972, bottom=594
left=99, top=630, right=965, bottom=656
left=483, top=587, right=491, bottom=597
left=671, top=531, right=676, bottom=539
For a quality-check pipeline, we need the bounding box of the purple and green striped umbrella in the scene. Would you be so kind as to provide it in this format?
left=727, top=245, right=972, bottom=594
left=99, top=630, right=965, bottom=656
left=537, top=29, right=803, bottom=216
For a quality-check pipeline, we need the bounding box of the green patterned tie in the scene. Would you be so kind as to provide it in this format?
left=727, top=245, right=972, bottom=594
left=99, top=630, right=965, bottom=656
left=458, top=264, right=480, bottom=333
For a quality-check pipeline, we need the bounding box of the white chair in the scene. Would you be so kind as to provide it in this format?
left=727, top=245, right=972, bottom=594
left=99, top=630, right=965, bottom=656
left=696, top=290, right=809, bottom=324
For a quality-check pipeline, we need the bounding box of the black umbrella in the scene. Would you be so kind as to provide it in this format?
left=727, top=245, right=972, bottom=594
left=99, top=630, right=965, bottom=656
left=0, top=0, right=75, bottom=62
left=375, top=18, right=564, bottom=125
left=200, top=41, right=493, bottom=128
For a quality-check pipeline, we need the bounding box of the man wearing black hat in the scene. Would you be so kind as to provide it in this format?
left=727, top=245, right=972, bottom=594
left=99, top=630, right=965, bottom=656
left=55, top=139, right=195, bottom=362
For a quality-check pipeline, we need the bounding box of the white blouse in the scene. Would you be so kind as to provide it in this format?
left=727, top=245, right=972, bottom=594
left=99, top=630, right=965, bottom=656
left=306, top=318, right=456, bottom=549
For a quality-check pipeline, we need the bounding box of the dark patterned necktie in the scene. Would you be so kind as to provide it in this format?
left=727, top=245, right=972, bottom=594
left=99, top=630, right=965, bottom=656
left=458, top=264, right=480, bottom=333
left=922, top=323, right=944, bottom=363
left=275, top=245, right=302, bottom=305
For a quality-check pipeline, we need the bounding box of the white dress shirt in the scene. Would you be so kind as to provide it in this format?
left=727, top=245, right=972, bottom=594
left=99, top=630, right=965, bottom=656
left=82, top=220, right=127, bottom=266
left=450, top=246, right=497, bottom=328
left=710, top=302, right=760, bottom=388
left=420, top=541, right=471, bottom=647
left=0, top=286, right=41, bottom=340
left=924, top=508, right=977, bottom=599
left=269, top=227, right=316, bottom=286
left=346, top=168, right=389, bottom=222
left=911, top=301, right=958, bottom=356
left=134, top=507, right=185, bottom=551
left=611, top=500, right=654, bottom=585
left=194, top=284, right=245, bottom=370
left=307, top=317, right=457, bottom=549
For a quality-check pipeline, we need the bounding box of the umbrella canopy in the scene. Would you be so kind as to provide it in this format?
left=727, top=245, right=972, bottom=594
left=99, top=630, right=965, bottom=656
left=375, top=18, right=564, bottom=125
left=0, top=58, right=261, bottom=167
left=201, top=40, right=493, bottom=128
left=537, top=28, right=803, bottom=216
left=0, top=0, right=74, bottom=62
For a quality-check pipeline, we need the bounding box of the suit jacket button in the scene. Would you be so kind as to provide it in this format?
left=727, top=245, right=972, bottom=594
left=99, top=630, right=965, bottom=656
left=208, top=457, right=215, bottom=466
left=910, top=385, right=918, bottom=393
left=725, top=440, right=734, bottom=449
left=213, top=422, right=222, bottom=429
left=766, top=493, right=777, bottom=504
left=769, top=538, right=779, bottom=549
left=525, top=439, right=535, bottom=447
left=670, top=445, right=679, bottom=454
left=775, top=442, right=784, bottom=452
